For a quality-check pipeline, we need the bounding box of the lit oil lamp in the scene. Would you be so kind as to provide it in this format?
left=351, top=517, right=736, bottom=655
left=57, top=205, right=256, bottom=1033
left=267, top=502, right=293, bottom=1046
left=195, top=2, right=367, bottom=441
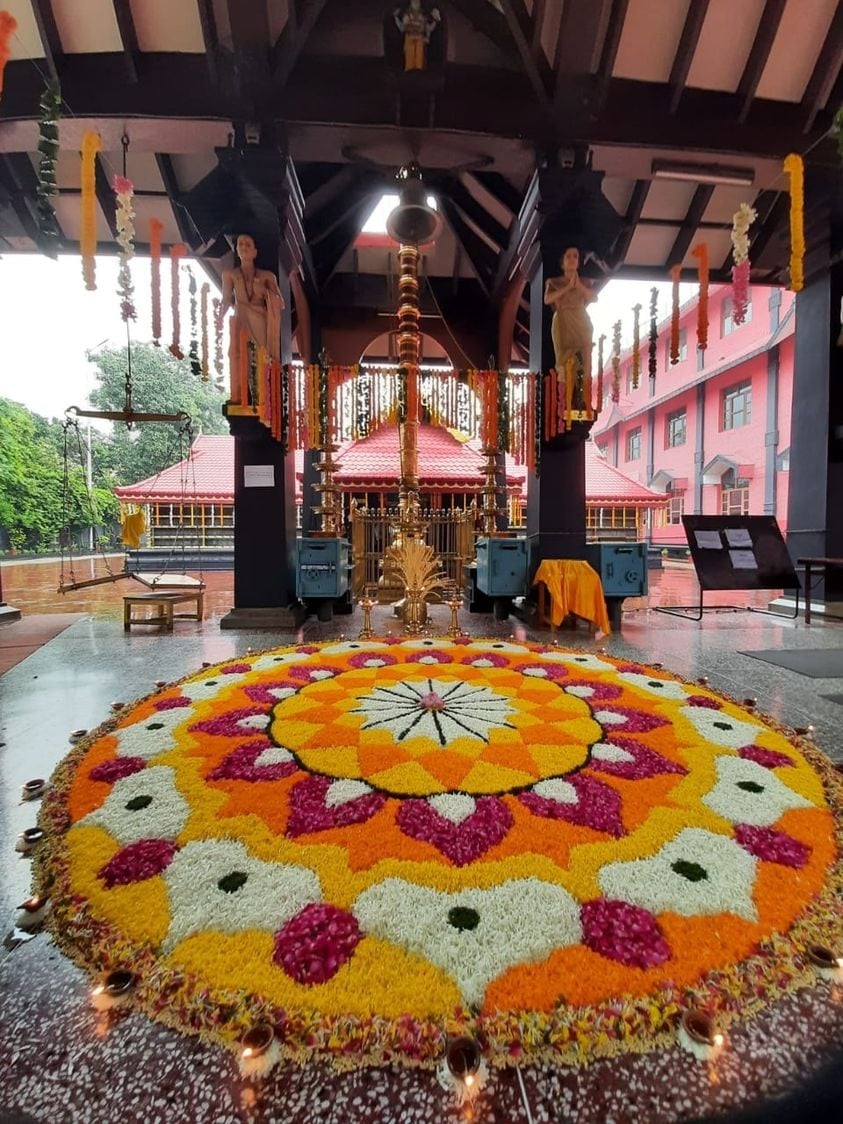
left=238, top=1023, right=280, bottom=1079
left=21, top=778, right=47, bottom=802
left=677, top=1009, right=725, bottom=1061
left=90, top=969, right=137, bottom=1011
left=743, top=697, right=757, bottom=709
left=110, top=701, right=126, bottom=712
left=806, top=944, right=843, bottom=980
left=437, top=1035, right=486, bottom=1105
left=794, top=725, right=815, bottom=739
left=154, top=679, right=167, bottom=688
left=69, top=729, right=88, bottom=744
left=697, top=676, right=709, bottom=686
left=15, top=894, right=50, bottom=930
left=15, top=827, right=45, bottom=855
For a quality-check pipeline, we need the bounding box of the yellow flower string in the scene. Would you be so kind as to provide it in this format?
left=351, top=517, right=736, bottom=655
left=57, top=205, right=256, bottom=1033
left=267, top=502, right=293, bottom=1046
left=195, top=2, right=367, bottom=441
left=149, top=218, right=164, bottom=346
left=80, top=132, right=102, bottom=291
left=691, top=243, right=709, bottom=351
left=783, top=153, right=804, bottom=292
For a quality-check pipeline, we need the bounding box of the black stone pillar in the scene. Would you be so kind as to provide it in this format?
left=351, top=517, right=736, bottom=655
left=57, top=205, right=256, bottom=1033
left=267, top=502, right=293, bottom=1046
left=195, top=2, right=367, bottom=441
left=525, top=264, right=588, bottom=571
left=786, top=256, right=843, bottom=606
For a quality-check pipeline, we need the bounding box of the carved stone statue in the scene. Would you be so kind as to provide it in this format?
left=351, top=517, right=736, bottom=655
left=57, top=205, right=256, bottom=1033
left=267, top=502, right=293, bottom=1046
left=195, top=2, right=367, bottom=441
left=394, top=0, right=440, bottom=71
left=544, top=246, right=597, bottom=385
left=218, top=233, right=284, bottom=363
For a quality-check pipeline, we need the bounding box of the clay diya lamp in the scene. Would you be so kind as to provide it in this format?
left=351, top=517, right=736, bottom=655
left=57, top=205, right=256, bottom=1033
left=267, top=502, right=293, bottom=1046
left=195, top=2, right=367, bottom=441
left=238, top=1023, right=280, bottom=1079
left=21, top=778, right=47, bottom=802
left=15, top=827, right=45, bottom=855
left=15, top=894, right=50, bottom=930
left=91, top=969, right=137, bottom=1011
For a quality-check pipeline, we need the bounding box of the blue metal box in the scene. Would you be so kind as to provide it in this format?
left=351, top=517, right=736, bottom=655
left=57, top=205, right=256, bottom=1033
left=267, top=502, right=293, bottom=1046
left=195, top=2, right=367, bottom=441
left=583, top=542, right=648, bottom=598
left=296, top=537, right=350, bottom=599
left=475, top=537, right=529, bottom=597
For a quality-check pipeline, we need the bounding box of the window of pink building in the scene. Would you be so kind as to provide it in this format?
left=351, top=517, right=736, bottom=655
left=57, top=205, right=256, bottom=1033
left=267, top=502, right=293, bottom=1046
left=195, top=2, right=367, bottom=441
left=666, top=491, right=685, bottom=524
left=721, top=296, right=753, bottom=336
left=626, top=427, right=641, bottom=461
left=720, top=470, right=750, bottom=515
left=665, top=408, right=686, bottom=447
left=722, top=382, right=752, bottom=430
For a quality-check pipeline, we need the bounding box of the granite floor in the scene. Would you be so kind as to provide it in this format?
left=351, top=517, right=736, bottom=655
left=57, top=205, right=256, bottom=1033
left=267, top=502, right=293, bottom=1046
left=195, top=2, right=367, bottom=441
left=1, top=582, right=842, bottom=1124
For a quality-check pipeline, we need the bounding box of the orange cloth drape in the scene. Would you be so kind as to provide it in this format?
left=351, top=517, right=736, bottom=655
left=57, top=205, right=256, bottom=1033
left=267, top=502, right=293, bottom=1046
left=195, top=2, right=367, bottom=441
left=532, top=559, right=611, bottom=634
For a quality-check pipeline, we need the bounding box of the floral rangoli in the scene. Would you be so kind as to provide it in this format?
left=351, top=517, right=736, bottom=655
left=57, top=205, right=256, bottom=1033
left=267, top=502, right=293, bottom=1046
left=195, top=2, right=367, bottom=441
left=36, top=639, right=843, bottom=1067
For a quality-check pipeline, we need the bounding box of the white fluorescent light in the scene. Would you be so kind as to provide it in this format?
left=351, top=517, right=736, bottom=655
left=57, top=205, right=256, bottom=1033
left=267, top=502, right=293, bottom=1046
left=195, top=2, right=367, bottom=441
left=651, top=161, right=754, bottom=188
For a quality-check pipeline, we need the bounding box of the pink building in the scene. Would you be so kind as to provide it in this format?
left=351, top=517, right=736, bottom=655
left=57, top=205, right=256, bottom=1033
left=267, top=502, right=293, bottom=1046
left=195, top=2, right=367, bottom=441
left=593, top=285, right=795, bottom=548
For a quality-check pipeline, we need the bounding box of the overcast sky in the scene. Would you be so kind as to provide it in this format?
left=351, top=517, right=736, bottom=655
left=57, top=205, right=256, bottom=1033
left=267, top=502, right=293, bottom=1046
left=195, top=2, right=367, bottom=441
left=0, top=254, right=694, bottom=420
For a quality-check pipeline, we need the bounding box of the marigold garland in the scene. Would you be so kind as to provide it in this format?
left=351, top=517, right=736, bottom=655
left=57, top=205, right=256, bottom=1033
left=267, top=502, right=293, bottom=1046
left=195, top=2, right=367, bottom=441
left=31, top=640, right=843, bottom=1072
left=730, top=203, right=757, bottom=326
left=200, top=283, right=210, bottom=381
left=80, top=132, right=102, bottom=291
left=169, top=243, right=188, bottom=360
left=611, top=320, right=621, bottom=402
left=149, top=219, right=164, bottom=346
left=648, top=287, right=658, bottom=386
left=212, top=297, right=223, bottom=378
left=631, top=304, right=641, bottom=389
left=691, top=243, right=709, bottom=351
left=0, top=9, right=16, bottom=101
left=113, top=175, right=136, bottom=322
left=783, top=153, right=805, bottom=293
left=669, top=265, right=681, bottom=365
left=35, top=79, right=61, bottom=258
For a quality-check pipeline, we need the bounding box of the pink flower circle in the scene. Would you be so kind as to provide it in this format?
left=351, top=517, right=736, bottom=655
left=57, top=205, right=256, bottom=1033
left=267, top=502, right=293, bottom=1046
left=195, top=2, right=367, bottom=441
left=461, top=653, right=509, bottom=668
left=274, top=903, right=361, bottom=984
left=348, top=651, right=397, bottom=669
left=288, top=664, right=338, bottom=682
left=407, top=650, right=453, bottom=665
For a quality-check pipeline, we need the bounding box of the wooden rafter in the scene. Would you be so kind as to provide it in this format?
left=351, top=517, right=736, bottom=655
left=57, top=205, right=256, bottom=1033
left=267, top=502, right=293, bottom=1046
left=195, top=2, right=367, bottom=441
left=553, top=0, right=611, bottom=106
left=530, top=0, right=548, bottom=54
left=440, top=196, right=495, bottom=296
left=31, top=0, right=62, bottom=82
left=666, top=183, right=714, bottom=267
left=111, top=0, right=140, bottom=84
left=801, top=4, right=843, bottom=133
left=0, top=154, right=41, bottom=244
left=195, top=0, right=220, bottom=84
left=492, top=171, right=541, bottom=301
left=94, top=154, right=119, bottom=240
left=155, top=153, right=195, bottom=247
left=441, top=175, right=508, bottom=251
left=304, top=165, right=360, bottom=220
left=268, top=0, right=329, bottom=98
left=447, top=0, right=512, bottom=56
left=499, top=0, right=553, bottom=107
left=474, top=172, right=521, bottom=216
left=612, top=179, right=651, bottom=268
left=736, top=0, right=786, bottom=124
left=597, top=0, right=629, bottom=79
left=668, top=0, right=710, bottom=114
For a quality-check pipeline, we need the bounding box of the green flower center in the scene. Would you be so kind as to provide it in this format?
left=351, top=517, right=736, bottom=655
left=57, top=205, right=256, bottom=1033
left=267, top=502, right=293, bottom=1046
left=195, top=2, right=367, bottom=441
left=447, top=906, right=480, bottom=931
left=218, top=871, right=249, bottom=894
left=671, top=860, right=708, bottom=882
left=125, top=795, right=152, bottom=811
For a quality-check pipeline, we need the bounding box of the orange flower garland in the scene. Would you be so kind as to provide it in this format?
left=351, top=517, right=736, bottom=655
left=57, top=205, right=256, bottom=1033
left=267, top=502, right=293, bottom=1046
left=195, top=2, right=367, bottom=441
left=783, top=153, right=804, bottom=292
left=669, top=264, right=681, bottom=365
left=168, top=243, right=188, bottom=360
left=691, top=243, right=709, bottom=351
left=80, top=131, right=102, bottom=291
left=149, top=218, right=164, bottom=346
left=0, top=10, right=17, bottom=101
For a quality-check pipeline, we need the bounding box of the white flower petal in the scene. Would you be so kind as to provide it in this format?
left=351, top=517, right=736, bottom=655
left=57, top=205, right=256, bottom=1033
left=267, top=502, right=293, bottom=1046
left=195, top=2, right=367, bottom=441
left=564, top=685, right=594, bottom=697
left=593, top=710, right=628, bottom=726
left=251, top=651, right=310, bottom=672
left=680, top=705, right=763, bottom=748
left=325, top=779, right=374, bottom=807
left=617, top=672, right=689, bottom=700
left=531, top=778, right=578, bottom=803
left=81, top=766, right=189, bottom=845
left=428, top=793, right=477, bottom=824
left=354, top=878, right=582, bottom=1005
left=539, top=653, right=614, bottom=672
left=702, top=755, right=813, bottom=826
left=591, top=742, right=635, bottom=764
left=113, top=707, right=190, bottom=760
left=320, top=641, right=390, bottom=655
left=253, top=745, right=294, bottom=767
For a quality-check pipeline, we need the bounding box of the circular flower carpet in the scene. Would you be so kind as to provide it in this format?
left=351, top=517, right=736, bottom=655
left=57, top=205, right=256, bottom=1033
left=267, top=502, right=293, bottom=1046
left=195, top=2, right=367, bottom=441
left=36, top=639, right=842, bottom=1068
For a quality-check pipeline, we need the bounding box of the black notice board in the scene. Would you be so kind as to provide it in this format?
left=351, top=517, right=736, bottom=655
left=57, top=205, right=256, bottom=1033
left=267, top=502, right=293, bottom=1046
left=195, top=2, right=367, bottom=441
left=682, top=515, right=799, bottom=592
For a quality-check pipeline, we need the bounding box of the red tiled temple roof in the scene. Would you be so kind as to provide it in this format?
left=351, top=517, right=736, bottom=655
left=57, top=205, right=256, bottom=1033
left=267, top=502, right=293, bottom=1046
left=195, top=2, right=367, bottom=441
left=114, top=433, right=665, bottom=508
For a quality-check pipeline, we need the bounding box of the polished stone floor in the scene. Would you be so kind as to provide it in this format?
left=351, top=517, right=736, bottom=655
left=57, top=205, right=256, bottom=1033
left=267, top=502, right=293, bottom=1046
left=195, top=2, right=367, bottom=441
left=1, top=568, right=842, bottom=1123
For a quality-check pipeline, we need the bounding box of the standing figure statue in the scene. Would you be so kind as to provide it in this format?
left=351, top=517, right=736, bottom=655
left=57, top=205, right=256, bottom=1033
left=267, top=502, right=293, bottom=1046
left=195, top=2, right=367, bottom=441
left=394, top=0, right=440, bottom=71
left=218, top=233, right=284, bottom=363
left=544, top=246, right=597, bottom=389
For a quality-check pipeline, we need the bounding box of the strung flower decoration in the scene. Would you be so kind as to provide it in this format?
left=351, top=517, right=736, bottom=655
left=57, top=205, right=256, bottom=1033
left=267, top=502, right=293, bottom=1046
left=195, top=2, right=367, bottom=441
left=188, top=268, right=200, bottom=377
left=200, top=283, right=210, bottom=381
left=0, top=10, right=17, bottom=101
left=611, top=320, right=621, bottom=403
left=169, top=243, right=188, bottom=360
left=730, top=202, right=757, bottom=326
left=35, top=78, right=61, bottom=258
left=113, top=174, right=136, bottom=322
left=149, top=218, right=164, bottom=346
left=212, top=297, right=224, bottom=377
left=783, top=153, right=804, bottom=293
left=648, top=287, right=658, bottom=385
left=691, top=243, right=709, bottom=351
left=80, top=131, right=102, bottom=291
left=669, top=264, right=681, bottom=365
left=631, top=304, right=641, bottom=389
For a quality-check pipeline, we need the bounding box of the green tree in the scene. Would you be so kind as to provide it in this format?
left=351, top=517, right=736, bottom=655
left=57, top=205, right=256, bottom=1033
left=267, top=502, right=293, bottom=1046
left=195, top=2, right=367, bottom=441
left=88, top=344, right=228, bottom=485
left=0, top=398, right=117, bottom=552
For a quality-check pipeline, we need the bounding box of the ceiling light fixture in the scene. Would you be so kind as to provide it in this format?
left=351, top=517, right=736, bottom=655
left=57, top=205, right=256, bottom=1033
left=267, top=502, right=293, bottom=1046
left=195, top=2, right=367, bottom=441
left=651, top=160, right=755, bottom=187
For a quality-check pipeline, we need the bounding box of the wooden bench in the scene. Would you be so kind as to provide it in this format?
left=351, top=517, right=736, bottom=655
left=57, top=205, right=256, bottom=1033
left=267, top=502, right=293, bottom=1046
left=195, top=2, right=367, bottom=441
left=797, top=557, right=843, bottom=624
left=123, top=590, right=204, bottom=632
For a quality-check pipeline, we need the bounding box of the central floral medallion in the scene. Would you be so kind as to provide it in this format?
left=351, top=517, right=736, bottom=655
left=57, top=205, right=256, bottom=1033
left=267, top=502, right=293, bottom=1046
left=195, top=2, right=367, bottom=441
left=270, top=662, right=600, bottom=796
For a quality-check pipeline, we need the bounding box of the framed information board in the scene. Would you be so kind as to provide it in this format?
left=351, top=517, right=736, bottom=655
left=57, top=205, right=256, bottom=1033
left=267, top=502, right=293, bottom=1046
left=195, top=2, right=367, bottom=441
left=656, top=515, right=800, bottom=621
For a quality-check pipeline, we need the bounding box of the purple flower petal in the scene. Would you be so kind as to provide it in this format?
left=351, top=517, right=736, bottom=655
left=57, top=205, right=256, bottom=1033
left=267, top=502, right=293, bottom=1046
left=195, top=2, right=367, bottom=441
left=686, top=695, right=723, bottom=709
left=286, top=776, right=386, bottom=836
left=98, top=838, right=178, bottom=887
left=153, top=696, right=191, bottom=711
left=739, top=745, right=795, bottom=769
left=244, top=681, right=299, bottom=705
left=520, top=775, right=625, bottom=837
left=397, top=797, right=512, bottom=865
left=220, top=663, right=252, bottom=674
left=594, top=706, right=670, bottom=733
left=274, top=903, right=361, bottom=984
left=348, top=651, right=397, bottom=669
left=590, top=735, right=686, bottom=781
left=407, top=650, right=453, bottom=664
left=581, top=898, right=671, bottom=968
left=189, top=707, right=267, bottom=737
left=89, top=757, right=146, bottom=783
left=735, top=824, right=810, bottom=867
left=208, top=739, right=297, bottom=782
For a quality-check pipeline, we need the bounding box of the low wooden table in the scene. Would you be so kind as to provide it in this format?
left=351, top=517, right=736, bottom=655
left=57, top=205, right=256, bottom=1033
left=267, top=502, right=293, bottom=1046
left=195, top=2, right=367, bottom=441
left=123, top=590, right=204, bottom=632
left=797, top=557, right=843, bottom=624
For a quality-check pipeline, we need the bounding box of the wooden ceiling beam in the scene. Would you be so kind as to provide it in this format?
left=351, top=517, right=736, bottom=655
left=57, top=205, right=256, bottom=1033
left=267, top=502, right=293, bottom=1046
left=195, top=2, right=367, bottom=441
left=801, top=4, right=843, bottom=133
left=94, top=154, right=119, bottom=239
left=499, top=0, right=553, bottom=107
left=196, top=0, right=220, bottom=84
left=473, top=172, right=521, bottom=216
left=666, top=183, right=714, bottom=267
left=31, top=0, right=63, bottom=82
left=447, top=0, right=512, bottom=56
left=268, top=0, right=329, bottom=98
left=668, top=0, right=710, bottom=114
left=530, top=0, right=548, bottom=54
left=0, top=154, right=41, bottom=244
left=552, top=0, right=611, bottom=108
left=736, top=0, right=786, bottom=124
left=111, top=0, right=140, bottom=83
left=611, top=178, right=650, bottom=267
left=440, top=196, right=495, bottom=296
left=440, top=175, right=509, bottom=251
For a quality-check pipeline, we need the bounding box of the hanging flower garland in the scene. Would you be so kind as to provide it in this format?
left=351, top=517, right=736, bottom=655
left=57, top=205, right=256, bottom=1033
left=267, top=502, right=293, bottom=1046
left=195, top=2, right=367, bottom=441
left=691, top=243, right=709, bottom=351
left=200, top=283, right=210, bottom=381
left=149, top=218, right=164, bottom=346
left=783, top=153, right=804, bottom=293
left=113, top=174, right=136, bottom=322
left=596, top=334, right=605, bottom=413
left=611, top=320, right=621, bottom=403
left=80, top=132, right=102, bottom=291
left=35, top=78, right=61, bottom=258
left=188, top=268, right=200, bottom=377
left=631, top=304, right=641, bottom=389
left=648, top=287, right=658, bottom=386
left=0, top=10, right=16, bottom=101
left=169, top=243, right=188, bottom=360
left=730, top=203, right=757, bottom=326
left=212, top=297, right=224, bottom=378
left=669, top=265, right=681, bottom=365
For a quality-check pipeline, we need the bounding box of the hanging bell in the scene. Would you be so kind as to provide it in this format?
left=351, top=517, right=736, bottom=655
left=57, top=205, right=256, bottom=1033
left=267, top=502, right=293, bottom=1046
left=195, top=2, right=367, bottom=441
left=386, top=163, right=442, bottom=247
